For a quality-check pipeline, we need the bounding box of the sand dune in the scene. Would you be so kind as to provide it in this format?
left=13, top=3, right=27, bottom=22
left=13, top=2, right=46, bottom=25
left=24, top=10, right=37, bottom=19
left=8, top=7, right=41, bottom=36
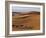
left=12, top=11, right=40, bottom=31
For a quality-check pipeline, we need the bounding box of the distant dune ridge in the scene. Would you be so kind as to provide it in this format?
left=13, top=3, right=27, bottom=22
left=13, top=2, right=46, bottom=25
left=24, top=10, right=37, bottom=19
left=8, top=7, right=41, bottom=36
left=12, top=11, right=40, bottom=31
left=12, top=11, right=40, bottom=16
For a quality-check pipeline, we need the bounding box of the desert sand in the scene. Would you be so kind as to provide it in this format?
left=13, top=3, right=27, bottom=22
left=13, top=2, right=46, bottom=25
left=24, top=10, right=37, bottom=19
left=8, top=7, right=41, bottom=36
left=12, top=11, right=40, bottom=31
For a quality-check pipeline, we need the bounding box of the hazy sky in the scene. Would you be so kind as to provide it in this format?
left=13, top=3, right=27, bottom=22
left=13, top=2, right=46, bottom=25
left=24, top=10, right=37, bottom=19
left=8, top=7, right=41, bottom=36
left=12, top=6, right=40, bottom=12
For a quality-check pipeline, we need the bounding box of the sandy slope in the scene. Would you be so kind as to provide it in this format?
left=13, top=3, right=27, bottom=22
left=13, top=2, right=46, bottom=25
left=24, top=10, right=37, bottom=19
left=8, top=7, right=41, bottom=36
left=12, top=12, right=40, bottom=31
